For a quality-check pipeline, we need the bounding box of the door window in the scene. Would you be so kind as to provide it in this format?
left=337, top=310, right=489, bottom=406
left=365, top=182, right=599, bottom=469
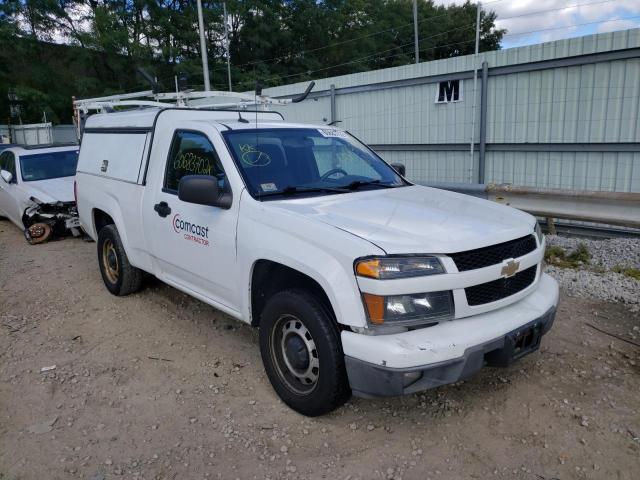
left=164, top=131, right=227, bottom=193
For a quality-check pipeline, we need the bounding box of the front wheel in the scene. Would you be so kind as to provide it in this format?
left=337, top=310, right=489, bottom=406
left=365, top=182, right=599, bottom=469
left=259, top=289, right=351, bottom=416
left=97, top=225, right=143, bottom=296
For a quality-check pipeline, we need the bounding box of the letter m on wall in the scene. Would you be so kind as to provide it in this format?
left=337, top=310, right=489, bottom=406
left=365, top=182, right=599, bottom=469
left=435, top=80, right=462, bottom=103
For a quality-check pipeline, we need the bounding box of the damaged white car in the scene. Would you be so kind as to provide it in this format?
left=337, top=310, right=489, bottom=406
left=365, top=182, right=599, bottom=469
left=0, top=144, right=82, bottom=244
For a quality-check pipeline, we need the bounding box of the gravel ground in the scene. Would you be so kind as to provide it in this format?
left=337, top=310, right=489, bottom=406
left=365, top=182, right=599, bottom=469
left=1, top=222, right=640, bottom=480
left=546, top=236, right=640, bottom=270
left=544, top=236, right=640, bottom=312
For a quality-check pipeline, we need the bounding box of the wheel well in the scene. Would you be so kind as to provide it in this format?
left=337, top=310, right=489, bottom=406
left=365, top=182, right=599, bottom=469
left=93, top=209, right=114, bottom=235
left=250, top=260, right=335, bottom=327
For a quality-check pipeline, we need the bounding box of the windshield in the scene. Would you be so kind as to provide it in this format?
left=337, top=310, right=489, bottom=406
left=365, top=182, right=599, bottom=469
left=222, top=128, right=405, bottom=199
left=20, top=150, right=79, bottom=182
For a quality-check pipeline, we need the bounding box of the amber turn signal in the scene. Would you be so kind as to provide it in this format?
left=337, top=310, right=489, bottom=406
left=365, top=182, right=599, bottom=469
left=356, top=259, right=381, bottom=279
left=361, top=293, right=385, bottom=324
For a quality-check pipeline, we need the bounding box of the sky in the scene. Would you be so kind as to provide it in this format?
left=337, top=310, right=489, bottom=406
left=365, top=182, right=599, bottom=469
left=436, top=0, right=640, bottom=49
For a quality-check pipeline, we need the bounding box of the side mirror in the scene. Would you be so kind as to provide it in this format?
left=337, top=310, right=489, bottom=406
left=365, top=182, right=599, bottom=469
left=178, top=175, right=232, bottom=210
left=390, top=163, right=406, bottom=176
left=1, top=170, right=13, bottom=184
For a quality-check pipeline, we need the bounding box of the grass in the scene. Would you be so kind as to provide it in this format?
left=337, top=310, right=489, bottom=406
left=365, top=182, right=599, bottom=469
left=545, top=244, right=639, bottom=280
left=568, top=243, right=591, bottom=264
left=612, top=265, right=640, bottom=280
left=544, top=243, right=591, bottom=269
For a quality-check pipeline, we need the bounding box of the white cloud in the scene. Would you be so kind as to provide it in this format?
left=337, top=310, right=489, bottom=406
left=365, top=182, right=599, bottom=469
left=434, top=0, right=640, bottom=47
left=596, top=16, right=639, bottom=33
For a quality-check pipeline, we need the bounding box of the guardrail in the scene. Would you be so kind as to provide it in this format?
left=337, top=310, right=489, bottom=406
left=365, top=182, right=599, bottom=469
left=418, top=182, right=640, bottom=229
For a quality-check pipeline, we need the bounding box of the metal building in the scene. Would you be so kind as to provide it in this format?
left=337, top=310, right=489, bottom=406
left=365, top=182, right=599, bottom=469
left=264, top=28, right=640, bottom=193
left=0, top=123, right=78, bottom=145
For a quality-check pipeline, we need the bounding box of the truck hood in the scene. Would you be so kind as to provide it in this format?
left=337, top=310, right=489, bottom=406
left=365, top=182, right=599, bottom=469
left=24, top=176, right=75, bottom=204
left=269, top=185, right=536, bottom=254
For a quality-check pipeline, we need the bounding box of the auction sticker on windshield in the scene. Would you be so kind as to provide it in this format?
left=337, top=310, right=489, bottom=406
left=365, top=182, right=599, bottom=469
left=260, top=183, right=278, bottom=192
left=317, top=128, right=349, bottom=138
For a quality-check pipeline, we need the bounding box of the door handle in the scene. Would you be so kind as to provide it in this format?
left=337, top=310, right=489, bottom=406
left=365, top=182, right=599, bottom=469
left=154, top=201, right=172, bottom=218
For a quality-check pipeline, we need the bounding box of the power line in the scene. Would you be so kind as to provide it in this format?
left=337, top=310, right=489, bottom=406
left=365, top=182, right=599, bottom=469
left=110, top=0, right=639, bottom=94
left=227, top=0, right=522, bottom=71
left=498, top=0, right=619, bottom=22
left=254, top=21, right=481, bottom=85
left=502, top=14, right=640, bottom=38
left=230, top=9, right=478, bottom=70
left=250, top=11, right=640, bottom=90
left=231, top=0, right=629, bottom=86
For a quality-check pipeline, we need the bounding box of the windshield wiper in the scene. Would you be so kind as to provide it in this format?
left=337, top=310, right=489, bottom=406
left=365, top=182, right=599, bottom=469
left=339, top=179, right=398, bottom=190
left=258, top=185, right=349, bottom=198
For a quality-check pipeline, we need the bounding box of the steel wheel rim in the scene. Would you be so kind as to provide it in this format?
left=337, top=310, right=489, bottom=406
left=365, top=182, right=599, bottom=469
left=270, top=314, right=319, bottom=395
left=102, top=239, right=119, bottom=284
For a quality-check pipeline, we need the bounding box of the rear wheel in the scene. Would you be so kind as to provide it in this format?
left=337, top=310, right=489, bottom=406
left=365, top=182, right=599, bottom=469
left=97, top=225, right=142, bottom=296
left=259, top=289, right=351, bottom=416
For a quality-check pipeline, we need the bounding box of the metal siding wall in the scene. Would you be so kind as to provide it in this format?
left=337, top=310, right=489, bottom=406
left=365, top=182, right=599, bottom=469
left=277, top=96, right=331, bottom=125
left=486, top=151, right=640, bottom=192
left=486, top=58, right=640, bottom=145
left=264, top=30, right=639, bottom=97
left=51, top=125, right=78, bottom=144
left=375, top=150, right=477, bottom=183
left=337, top=85, right=474, bottom=145
left=263, top=29, right=640, bottom=193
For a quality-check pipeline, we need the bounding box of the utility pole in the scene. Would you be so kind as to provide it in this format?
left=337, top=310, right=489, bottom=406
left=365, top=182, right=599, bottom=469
left=196, top=0, right=211, bottom=91
left=413, top=0, right=419, bottom=64
left=223, top=2, right=232, bottom=91
left=469, top=1, right=481, bottom=178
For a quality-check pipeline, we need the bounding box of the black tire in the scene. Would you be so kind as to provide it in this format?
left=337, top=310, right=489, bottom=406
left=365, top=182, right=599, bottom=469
left=259, top=289, right=351, bottom=416
left=97, top=224, right=143, bottom=296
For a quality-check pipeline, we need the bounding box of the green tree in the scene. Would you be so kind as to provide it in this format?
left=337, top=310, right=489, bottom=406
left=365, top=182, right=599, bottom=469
left=0, top=0, right=505, bottom=123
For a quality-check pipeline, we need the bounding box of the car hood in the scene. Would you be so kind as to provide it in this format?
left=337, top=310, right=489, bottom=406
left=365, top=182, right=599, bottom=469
left=24, top=176, right=75, bottom=204
left=268, top=185, right=536, bottom=254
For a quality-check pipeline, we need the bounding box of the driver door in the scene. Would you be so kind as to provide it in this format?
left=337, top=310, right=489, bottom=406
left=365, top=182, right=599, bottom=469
left=143, top=129, right=241, bottom=311
left=0, top=151, right=21, bottom=225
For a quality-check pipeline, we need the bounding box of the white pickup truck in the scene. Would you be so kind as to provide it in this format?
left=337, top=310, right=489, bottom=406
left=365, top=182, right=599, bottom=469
left=75, top=107, right=559, bottom=416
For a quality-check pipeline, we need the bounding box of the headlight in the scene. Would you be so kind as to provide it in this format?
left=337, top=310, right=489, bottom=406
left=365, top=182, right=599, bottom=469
left=535, top=221, right=544, bottom=245
left=362, top=291, right=454, bottom=326
left=355, top=256, right=444, bottom=279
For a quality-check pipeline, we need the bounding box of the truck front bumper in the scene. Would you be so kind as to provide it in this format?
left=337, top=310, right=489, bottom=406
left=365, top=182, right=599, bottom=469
left=342, top=273, right=559, bottom=398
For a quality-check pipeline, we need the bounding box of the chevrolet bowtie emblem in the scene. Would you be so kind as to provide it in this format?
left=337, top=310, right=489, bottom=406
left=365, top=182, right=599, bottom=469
left=501, top=259, right=520, bottom=277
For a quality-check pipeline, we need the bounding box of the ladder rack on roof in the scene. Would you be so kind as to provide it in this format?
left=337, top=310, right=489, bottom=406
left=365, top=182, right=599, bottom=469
left=73, top=82, right=315, bottom=114
left=72, top=81, right=314, bottom=139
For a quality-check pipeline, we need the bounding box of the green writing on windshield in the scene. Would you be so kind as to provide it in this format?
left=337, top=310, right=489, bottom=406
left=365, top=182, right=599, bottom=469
left=239, top=144, right=271, bottom=167
left=173, top=152, right=212, bottom=175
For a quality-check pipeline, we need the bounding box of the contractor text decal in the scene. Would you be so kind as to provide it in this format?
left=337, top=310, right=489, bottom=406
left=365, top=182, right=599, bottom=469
left=172, top=214, right=210, bottom=246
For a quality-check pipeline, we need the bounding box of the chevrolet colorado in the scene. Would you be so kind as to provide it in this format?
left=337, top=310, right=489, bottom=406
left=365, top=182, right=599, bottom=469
left=75, top=107, right=558, bottom=416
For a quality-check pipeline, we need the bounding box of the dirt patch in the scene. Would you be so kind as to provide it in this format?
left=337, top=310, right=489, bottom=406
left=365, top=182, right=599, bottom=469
left=1, top=221, right=639, bottom=480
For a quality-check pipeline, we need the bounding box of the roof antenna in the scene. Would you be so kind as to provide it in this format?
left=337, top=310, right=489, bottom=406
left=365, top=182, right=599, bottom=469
left=237, top=109, right=249, bottom=123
